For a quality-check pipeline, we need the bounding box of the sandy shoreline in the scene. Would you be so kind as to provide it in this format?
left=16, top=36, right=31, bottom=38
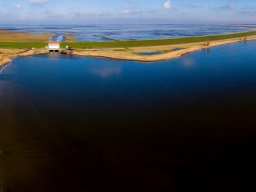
left=0, top=49, right=48, bottom=67
left=1, top=34, right=256, bottom=67
left=72, top=35, right=256, bottom=62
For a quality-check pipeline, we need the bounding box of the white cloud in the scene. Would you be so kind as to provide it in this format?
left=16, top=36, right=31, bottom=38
left=16, top=4, right=21, bottom=9
left=164, top=0, right=171, bottom=9
left=124, top=8, right=131, bottom=14
left=209, top=3, right=236, bottom=10
left=30, top=0, right=48, bottom=5
left=123, top=9, right=141, bottom=15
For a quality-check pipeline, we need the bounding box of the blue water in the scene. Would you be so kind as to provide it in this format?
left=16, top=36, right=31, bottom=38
left=1, top=41, right=256, bottom=191
left=0, top=24, right=253, bottom=42
left=138, top=51, right=163, bottom=55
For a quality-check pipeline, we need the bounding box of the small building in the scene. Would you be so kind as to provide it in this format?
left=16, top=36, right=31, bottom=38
left=48, top=41, right=60, bottom=52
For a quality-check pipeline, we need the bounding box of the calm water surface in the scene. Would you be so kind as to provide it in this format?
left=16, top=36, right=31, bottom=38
left=1, top=42, right=256, bottom=191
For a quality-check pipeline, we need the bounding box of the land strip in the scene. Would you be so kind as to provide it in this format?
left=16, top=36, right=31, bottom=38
left=1, top=30, right=256, bottom=66
left=71, top=34, right=256, bottom=62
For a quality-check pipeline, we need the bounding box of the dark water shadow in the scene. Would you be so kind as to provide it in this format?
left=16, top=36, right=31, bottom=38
left=0, top=74, right=15, bottom=82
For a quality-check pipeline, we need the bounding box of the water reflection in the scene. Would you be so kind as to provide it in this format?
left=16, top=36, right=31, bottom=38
left=48, top=53, right=63, bottom=60
left=1, top=42, right=256, bottom=191
left=89, top=63, right=122, bottom=78
left=180, top=57, right=197, bottom=68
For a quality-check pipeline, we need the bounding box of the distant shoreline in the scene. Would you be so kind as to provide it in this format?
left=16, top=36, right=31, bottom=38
left=1, top=30, right=256, bottom=66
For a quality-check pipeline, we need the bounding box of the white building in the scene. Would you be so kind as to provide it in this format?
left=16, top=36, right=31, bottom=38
left=48, top=42, right=60, bottom=52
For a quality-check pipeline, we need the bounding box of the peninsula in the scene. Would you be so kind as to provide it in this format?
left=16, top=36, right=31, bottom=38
left=1, top=30, right=256, bottom=66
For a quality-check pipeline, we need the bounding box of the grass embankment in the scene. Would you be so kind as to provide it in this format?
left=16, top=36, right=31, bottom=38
left=62, top=31, right=256, bottom=49
left=0, top=31, right=256, bottom=49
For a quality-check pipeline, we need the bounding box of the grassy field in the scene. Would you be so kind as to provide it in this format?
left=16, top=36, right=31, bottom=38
left=0, top=31, right=256, bottom=49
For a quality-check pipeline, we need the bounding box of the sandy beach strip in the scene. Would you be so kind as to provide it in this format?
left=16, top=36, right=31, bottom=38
left=0, top=57, right=12, bottom=66
left=73, top=35, right=256, bottom=62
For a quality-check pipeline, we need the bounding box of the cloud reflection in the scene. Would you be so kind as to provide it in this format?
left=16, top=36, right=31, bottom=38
left=180, top=57, right=197, bottom=68
left=89, top=64, right=122, bottom=78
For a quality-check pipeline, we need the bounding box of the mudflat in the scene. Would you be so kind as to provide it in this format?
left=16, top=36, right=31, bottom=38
left=0, top=30, right=52, bottom=42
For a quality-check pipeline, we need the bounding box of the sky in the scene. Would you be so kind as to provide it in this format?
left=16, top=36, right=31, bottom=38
left=0, top=0, right=255, bottom=24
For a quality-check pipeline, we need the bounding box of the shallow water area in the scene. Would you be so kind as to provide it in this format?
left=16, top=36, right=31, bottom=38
left=0, top=24, right=253, bottom=42
left=138, top=51, right=163, bottom=56
left=1, top=41, right=256, bottom=191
